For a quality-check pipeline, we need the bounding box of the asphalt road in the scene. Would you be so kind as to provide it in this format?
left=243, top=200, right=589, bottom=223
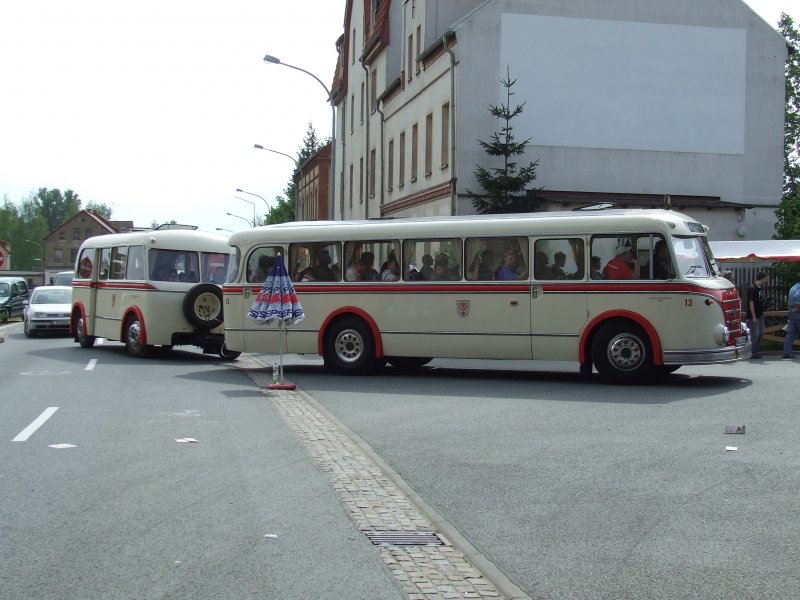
left=269, top=353, right=800, bottom=600
left=0, top=325, right=401, bottom=600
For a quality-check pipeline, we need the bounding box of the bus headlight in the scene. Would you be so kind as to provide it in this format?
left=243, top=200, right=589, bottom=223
left=741, top=322, right=751, bottom=342
left=722, top=326, right=730, bottom=344
left=714, top=324, right=728, bottom=345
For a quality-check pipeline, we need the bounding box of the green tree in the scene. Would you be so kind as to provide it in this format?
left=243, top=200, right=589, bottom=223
left=264, top=122, right=325, bottom=225
left=85, top=200, right=113, bottom=219
left=0, top=193, right=48, bottom=270
left=774, top=13, right=800, bottom=240
left=466, top=67, right=542, bottom=214
left=33, top=188, right=81, bottom=231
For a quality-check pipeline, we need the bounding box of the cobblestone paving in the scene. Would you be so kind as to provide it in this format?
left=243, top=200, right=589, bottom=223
left=236, top=356, right=513, bottom=600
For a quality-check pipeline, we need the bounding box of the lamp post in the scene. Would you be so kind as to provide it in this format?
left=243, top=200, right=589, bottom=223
left=263, top=55, right=335, bottom=220
left=254, top=144, right=304, bottom=221
left=226, top=212, right=252, bottom=227
left=24, top=239, right=45, bottom=285
left=235, top=187, right=269, bottom=212
left=234, top=196, right=258, bottom=226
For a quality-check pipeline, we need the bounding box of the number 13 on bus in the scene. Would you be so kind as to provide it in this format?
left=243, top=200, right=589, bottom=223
left=222, top=209, right=751, bottom=384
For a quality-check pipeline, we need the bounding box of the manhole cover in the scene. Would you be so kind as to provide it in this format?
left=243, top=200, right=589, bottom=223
left=364, top=531, right=446, bottom=547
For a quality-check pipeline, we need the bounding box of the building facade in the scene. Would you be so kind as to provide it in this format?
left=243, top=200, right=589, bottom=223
left=329, top=0, right=788, bottom=240
left=42, top=211, right=133, bottom=283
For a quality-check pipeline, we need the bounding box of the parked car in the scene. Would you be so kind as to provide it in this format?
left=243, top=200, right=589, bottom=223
left=52, top=271, right=74, bottom=286
left=0, top=276, right=30, bottom=321
left=0, top=306, right=8, bottom=324
left=23, top=285, right=73, bottom=337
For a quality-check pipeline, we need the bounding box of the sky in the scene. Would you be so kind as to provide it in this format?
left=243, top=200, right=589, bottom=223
left=0, top=1, right=794, bottom=235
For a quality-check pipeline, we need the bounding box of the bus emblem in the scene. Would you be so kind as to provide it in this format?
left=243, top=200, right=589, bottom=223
left=457, top=300, right=470, bottom=318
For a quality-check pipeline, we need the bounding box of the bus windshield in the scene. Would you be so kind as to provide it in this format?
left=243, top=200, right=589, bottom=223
left=672, top=236, right=712, bottom=278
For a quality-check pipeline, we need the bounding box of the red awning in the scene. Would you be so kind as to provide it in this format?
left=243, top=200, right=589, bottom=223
left=710, top=240, right=800, bottom=262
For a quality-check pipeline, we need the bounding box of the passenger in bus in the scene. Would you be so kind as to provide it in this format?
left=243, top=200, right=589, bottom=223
left=603, top=242, right=640, bottom=279
left=430, top=256, right=457, bottom=281
left=155, top=265, right=171, bottom=281
left=381, top=258, right=401, bottom=281
left=590, top=256, right=604, bottom=280
left=420, top=254, right=434, bottom=280
left=534, top=251, right=551, bottom=279
left=550, top=251, right=568, bottom=279
left=307, top=249, right=337, bottom=281
left=495, top=249, right=528, bottom=280
left=345, top=256, right=374, bottom=281
left=467, top=249, right=495, bottom=281
left=169, top=268, right=179, bottom=282
left=210, top=267, right=225, bottom=284
left=360, top=252, right=380, bottom=281
left=251, top=255, right=274, bottom=283
left=652, top=240, right=675, bottom=279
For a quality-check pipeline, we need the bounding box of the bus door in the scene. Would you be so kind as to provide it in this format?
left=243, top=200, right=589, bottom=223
left=529, top=238, right=589, bottom=361
left=75, top=246, right=100, bottom=336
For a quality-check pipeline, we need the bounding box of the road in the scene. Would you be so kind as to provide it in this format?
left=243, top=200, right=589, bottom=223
left=3, top=319, right=798, bottom=599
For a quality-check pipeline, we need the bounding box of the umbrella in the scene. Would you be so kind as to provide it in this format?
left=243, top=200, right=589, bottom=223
left=248, top=253, right=304, bottom=389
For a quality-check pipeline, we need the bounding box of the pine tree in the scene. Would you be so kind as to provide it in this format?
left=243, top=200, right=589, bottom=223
left=466, top=67, right=541, bottom=214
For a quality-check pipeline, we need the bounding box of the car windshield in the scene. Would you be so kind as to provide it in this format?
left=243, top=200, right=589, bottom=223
left=32, top=289, right=72, bottom=304
left=671, top=236, right=712, bottom=278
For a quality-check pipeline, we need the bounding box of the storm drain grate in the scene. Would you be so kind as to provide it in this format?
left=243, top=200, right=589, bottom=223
left=364, top=531, right=446, bottom=547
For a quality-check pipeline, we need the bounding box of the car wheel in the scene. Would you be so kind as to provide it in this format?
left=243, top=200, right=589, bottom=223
left=124, top=315, right=151, bottom=358
left=183, top=284, right=224, bottom=330
left=218, top=342, right=241, bottom=361
left=24, top=319, right=35, bottom=337
left=591, top=320, right=653, bottom=384
left=387, top=357, right=432, bottom=369
left=75, top=315, right=96, bottom=348
left=324, top=316, right=377, bottom=375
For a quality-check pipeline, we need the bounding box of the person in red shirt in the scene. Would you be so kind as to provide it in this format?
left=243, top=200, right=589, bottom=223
left=602, top=243, right=641, bottom=279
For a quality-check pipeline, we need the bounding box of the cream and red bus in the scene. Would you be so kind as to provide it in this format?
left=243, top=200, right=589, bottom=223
left=71, top=226, right=239, bottom=359
left=222, top=209, right=750, bottom=383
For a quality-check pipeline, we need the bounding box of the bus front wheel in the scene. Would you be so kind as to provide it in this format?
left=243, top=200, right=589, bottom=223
left=124, top=315, right=151, bottom=358
left=591, top=321, right=653, bottom=384
left=324, top=317, right=377, bottom=375
left=219, top=342, right=241, bottom=361
left=75, top=315, right=96, bottom=348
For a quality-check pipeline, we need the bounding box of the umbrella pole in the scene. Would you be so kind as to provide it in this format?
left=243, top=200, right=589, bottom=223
left=269, top=321, right=296, bottom=391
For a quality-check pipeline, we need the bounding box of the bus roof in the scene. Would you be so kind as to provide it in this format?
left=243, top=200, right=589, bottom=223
left=228, top=209, right=705, bottom=245
left=78, top=228, right=229, bottom=251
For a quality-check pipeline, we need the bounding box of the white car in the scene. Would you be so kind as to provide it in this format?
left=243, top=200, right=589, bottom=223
left=23, top=285, right=73, bottom=337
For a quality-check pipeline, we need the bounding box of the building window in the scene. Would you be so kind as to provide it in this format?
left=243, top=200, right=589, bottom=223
left=411, top=123, right=418, bottom=181
left=73, top=227, right=80, bottom=240
left=341, top=97, right=347, bottom=139
left=349, top=164, right=354, bottom=207
left=350, top=94, right=355, bottom=134
left=360, top=82, right=365, bottom=124
left=399, top=131, right=406, bottom=187
left=407, top=34, right=414, bottom=82
left=70, top=248, right=78, bottom=264
left=359, top=157, right=364, bottom=204
left=54, top=248, right=63, bottom=263
left=352, top=29, right=356, bottom=64
left=369, top=149, right=376, bottom=197
left=370, top=69, right=377, bottom=113
left=416, top=25, right=421, bottom=73
left=85, top=228, right=92, bottom=239
left=59, top=231, right=65, bottom=240
left=441, top=102, right=450, bottom=167
left=425, top=113, right=433, bottom=176
left=387, top=139, right=394, bottom=191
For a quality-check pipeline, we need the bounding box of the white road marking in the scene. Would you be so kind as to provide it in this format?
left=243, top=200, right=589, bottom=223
left=12, top=407, right=59, bottom=442
left=49, top=443, right=76, bottom=449
left=85, top=359, right=98, bottom=371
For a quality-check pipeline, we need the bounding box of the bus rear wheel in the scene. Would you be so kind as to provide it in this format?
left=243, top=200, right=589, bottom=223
left=75, top=315, right=96, bottom=348
left=124, top=315, right=151, bottom=358
left=387, top=357, right=432, bottom=369
left=591, top=321, right=653, bottom=384
left=219, top=342, right=241, bottom=361
left=325, top=317, right=377, bottom=375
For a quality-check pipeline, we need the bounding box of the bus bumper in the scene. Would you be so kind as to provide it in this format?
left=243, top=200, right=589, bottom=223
left=663, top=340, right=752, bottom=365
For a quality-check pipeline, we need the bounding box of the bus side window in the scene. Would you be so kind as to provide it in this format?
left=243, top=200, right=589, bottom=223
left=343, top=240, right=399, bottom=282
left=126, top=246, right=145, bottom=280
left=533, top=238, right=583, bottom=280
left=248, top=246, right=284, bottom=283
left=98, top=248, right=111, bottom=281
left=402, top=238, right=462, bottom=281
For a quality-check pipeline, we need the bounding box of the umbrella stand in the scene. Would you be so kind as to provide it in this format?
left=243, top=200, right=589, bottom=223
left=268, top=320, right=296, bottom=391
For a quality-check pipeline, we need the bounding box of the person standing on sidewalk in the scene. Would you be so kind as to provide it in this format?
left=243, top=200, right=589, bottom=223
left=782, top=273, right=800, bottom=359
left=747, top=272, right=768, bottom=359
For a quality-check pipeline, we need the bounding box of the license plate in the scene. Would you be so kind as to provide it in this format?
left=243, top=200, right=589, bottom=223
left=735, top=336, right=746, bottom=347
left=54, top=320, right=70, bottom=326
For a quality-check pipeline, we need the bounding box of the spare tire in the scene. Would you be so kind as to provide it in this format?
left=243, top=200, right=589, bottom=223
left=183, top=284, right=224, bottom=330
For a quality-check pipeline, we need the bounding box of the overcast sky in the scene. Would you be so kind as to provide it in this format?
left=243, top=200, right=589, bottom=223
left=0, top=1, right=794, bottom=234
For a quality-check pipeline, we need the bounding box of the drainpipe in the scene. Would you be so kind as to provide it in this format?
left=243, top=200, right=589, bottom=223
left=360, top=57, right=371, bottom=219
left=444, top=34, right=457, bottom=215
left=377, top=101, right=385, bottom=210
left=339, top=96, right=347, bottom=220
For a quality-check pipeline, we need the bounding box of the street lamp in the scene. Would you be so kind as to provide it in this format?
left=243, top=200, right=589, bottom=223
left=234, top=195, right=257, bottom=226
left=235, top=187, right=269, bottom=211
left=254, top=144, right=304, bottom=220
left=226, top=212, right=252, bottom=227
left=24, top=239, right=45, bottom=285
left=263, top=54, right=335, bottom=220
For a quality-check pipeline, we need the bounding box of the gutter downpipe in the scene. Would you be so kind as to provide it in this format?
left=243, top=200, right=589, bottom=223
left=377, top=100, right=385, bottom=211
left=339, top=96, right=346, bottom=220
left=444, top=33, right=457, bottom=215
